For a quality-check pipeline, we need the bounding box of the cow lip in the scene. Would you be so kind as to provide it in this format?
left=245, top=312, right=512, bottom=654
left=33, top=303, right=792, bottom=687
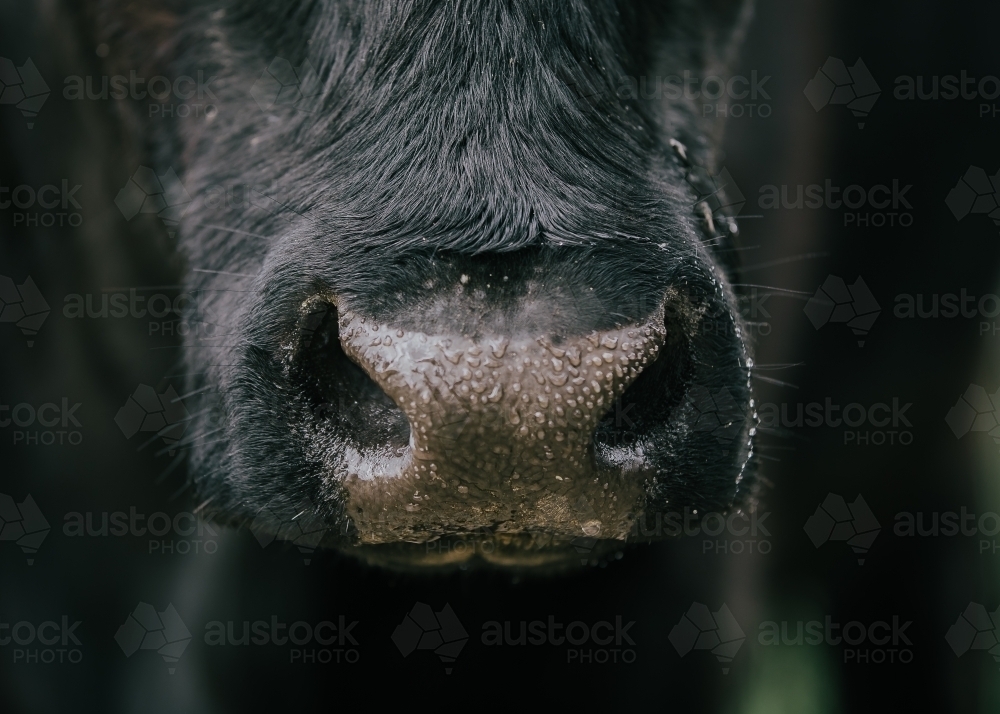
left=348, top=537, right=628, bottom=570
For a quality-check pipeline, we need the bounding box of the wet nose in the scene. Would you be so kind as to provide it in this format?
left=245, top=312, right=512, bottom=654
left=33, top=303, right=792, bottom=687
left=335, top=304, right=667, bottom=545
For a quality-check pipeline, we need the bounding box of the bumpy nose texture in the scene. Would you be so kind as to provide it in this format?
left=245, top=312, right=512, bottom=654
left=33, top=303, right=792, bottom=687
left=336, top=305, right=666, bottom=546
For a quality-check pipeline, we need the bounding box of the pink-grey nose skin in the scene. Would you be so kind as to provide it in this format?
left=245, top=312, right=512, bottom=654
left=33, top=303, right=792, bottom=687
left=330, top=303, right=667, bottom=565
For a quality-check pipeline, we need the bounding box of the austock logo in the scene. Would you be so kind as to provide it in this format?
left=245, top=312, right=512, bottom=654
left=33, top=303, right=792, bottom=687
left=62, top=68, right=220, bottom=119
left=758, top=616, right=913, bottom=664
left=892, top=289, right=1000, bottom=339
left=946, top=166, right=1000, bottom=231
left=615, top=70, right=772, bottom=119
left=684, top=165, right=746, bottom=236
left=684, top=384, right=747, bottom=449
left=893, top=71, right=1000, bottom=118
left=757, top=179, right=913, bottom=228
left=62, top=507, right=219, bottom=556
left=946, top=384, right=1000, bottom=451
left=668, top=603, right=745, bottom=674
left=251, top=57, right=322, bottom=113
left=946, top=603, right=1000, bottom=668
left=204, top=615, right=360, bottom=665
left=62, top=286, right=225, bottom=343
left=804, top=57, right=880, bottom=128
left=1, top=398, right=84, bottom=447
left=1, top=180, right=84, bottom=228
left=115, top=602, right=191, bottom=674
left=0, top=616, right=83, bottom=665
left=631, top=507, right=772, bottom=555
left=804, top=275, right=881, bottom=347
left=803, top=493, right=881, bottom=565
left=392, top=603, right=468, bottom=674
left=114, top=166, right=192, bottom=239
left=115, top=384, right=190, bottom=456
left=756, top=397, right=913, bottom=447
left=249, top=498, right=331, bottom=565
left=0, top=57, right=50, bottom=128
left=481, top=615, right=637, bottom=664
left=560, top=63, right=609, bottom=107
left=0, top=275, right=50, bottom=347
left=0, top=493, right=50, bottom=565
left=893, top=508, right=1000, bottom=555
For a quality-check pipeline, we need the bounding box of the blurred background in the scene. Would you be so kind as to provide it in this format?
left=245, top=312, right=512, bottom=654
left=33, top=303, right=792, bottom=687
left=2, top=0, right=999, bottom=710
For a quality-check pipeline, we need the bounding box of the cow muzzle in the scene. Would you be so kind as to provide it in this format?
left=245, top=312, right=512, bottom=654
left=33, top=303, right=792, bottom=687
left=299, top=299, right=667, bottom=560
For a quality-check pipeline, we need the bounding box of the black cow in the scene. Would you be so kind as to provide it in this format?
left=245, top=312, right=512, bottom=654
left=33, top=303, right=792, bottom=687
left=70, top=0, right=757, bottom=569
left=1, top=0, right=759, bottom=707
left=6, top=0, right=1000, bottom=710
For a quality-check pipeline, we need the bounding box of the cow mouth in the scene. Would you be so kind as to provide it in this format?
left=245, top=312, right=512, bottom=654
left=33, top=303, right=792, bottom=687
left=284, top=292, right=698, bottom=564
left=345, top=535, right=630, bottom=570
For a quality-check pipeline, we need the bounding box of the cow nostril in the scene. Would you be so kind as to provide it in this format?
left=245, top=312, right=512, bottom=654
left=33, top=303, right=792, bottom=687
left=291, top=301, right=410, bottom=452
left=594, top=323, right=690, bottom=453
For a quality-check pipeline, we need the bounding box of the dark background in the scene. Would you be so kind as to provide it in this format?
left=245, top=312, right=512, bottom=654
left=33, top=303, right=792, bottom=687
left=2, top=0, right=999, bottom=711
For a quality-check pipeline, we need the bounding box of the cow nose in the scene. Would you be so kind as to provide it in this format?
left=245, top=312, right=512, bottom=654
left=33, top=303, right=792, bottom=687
left=332, top=303, right=667, bottom=547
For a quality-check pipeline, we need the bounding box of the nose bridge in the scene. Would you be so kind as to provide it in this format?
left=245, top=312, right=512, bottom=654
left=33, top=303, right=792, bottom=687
left=338, top=306, right=666, bottom=484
